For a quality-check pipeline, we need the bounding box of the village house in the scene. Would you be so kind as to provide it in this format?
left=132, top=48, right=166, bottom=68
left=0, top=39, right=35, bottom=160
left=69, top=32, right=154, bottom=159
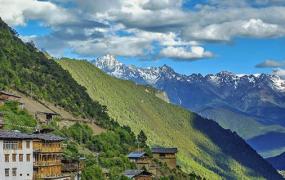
left=0, top=131, right=34, bottom=180
left=62, top=159, right=85, bottom=180
left=0, top=126, right=72, bottom=180
left=127, top=151, right=151, bottom=170
left=35, top=111, right=59, bottom=125
left=151, top=147, right=178, bottom=169
left=123, top=169, right=152, bottom=180
left=32, top=133, right=69, bottom=180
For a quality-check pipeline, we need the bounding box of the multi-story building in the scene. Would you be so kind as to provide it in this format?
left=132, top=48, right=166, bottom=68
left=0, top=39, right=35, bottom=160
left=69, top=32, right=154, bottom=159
left=0, top=131, right=34, bottom=180
left=0, top=130, right=69, bottom=180
left=32, top=133, right=69, bottom=180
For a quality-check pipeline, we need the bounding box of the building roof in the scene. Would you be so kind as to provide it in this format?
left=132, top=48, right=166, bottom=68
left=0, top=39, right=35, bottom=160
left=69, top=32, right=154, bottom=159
left=123, top=170, right=152, bottom=178
left=151, top=147, right=178, bottom=154
left=0, top=130, right=65, bottom=141
left=32, top=133, right=65, bottom=142
left=0, top=91, right=21, bottom=98
left=0, top=130, right=33, bottom=139
left=36, top=111, right=59, bottom=116
left=127, top=151, right=146, bottom=159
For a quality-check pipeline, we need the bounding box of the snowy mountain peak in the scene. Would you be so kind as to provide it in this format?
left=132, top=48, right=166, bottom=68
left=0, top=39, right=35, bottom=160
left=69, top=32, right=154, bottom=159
left=93, top=55, right=285, bottom=92
left=95, top=54, right=122, bottom=69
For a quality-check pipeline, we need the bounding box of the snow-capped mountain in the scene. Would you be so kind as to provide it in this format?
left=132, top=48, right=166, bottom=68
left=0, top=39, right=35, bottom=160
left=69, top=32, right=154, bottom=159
left=95, top=54, right=177, bottom=85
left=94, top=54, right=285, bottom=127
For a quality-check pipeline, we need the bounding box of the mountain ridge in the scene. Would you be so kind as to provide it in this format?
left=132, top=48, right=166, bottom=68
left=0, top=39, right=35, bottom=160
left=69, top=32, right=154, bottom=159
left=94, top=54, right=285, bottom=157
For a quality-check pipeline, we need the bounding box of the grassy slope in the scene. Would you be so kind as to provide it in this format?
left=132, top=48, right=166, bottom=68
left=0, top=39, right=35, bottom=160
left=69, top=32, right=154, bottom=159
left=200, top=107, right=285, bottom=157
left=60, top=59, right=280, bottom=179
left=200, top=107, right=285, bottom=140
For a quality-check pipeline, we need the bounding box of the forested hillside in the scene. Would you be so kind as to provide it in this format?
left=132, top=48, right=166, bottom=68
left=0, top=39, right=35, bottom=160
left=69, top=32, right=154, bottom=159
left=60, top=59, right=282, bottom=180
left=0, top=18, right=193, bottom=179
left=0, top=18, right=114, bottom=128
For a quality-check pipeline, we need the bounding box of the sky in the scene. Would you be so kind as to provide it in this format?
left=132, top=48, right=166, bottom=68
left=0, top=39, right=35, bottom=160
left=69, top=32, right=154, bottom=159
left=0, top=0, right=285, bottom=76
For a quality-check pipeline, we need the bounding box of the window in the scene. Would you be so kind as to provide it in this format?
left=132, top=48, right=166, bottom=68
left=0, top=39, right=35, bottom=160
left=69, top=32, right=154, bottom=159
left=3, top=141, right=18, bottom=150
left=5, top=154, right=9, bottom=162
left=26, top=141, right=30, bottom=149
left=12, top=154, right=16, bottom=162
left=5, top=168, right=9, bottom=177
left=160, top=154, right=166, bottom=157
left=12, top=168, right=16, bottom=176
left=26, top=154, right=30, bottom=162
left=19, top=154, right=23, bottom=162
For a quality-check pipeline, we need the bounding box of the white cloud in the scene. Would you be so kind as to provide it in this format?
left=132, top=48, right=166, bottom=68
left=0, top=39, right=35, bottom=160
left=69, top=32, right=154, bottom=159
left=2, top=0, right=285, bottom=61
left=190, top=19, right=285, bottom=41
left=273, top=68, right=285, bottom=79
left=256, top=60, right=285, bottom=68
left=159, top=46, right=213, bottom=60
left=0, top=0, right=71, bottom=26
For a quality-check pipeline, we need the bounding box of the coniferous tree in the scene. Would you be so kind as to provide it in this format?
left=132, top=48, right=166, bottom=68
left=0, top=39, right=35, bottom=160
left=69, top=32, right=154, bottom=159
left=137, top=130, right=147, bottom=148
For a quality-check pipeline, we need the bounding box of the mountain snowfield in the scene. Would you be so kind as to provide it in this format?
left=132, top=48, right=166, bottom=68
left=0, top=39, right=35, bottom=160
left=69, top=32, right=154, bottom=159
left=94, top=54, right=285, bottom=157
left=95, top=54, right=285, bottom=92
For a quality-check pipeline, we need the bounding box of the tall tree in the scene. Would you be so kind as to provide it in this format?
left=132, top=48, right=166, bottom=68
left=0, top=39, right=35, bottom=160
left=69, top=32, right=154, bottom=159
left=137, top=130, right=147, bottom=148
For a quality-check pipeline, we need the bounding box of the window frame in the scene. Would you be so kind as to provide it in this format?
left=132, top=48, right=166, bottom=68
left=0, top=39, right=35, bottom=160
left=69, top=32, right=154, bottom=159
left=12, top=154, right=16, bottom=162
left=26, top=154, right=30, bottom=162
left=5, top=168, right=9, bottom=177
left=12, top=168, right=17, bottom=176
left=5, top=154, right=9, bottom=162
left=19, top=154, right=23, bottom=162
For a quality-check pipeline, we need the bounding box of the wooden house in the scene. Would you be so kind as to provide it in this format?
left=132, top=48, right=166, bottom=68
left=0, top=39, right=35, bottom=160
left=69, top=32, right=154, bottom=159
left=127, top=152, right=151, bottom=170
left=35, top=111, right=59, bottom=124
left=123, top=170, right=152, bottom=180
left=151, top=147, right=178, bottom=169
left=32, top=133, right=69, bottom=179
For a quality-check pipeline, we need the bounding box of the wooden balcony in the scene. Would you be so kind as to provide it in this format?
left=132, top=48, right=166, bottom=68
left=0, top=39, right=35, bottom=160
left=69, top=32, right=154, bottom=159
left=33, top=147, right=63, bottom=153
left=33, top=160, right=62, bottom=167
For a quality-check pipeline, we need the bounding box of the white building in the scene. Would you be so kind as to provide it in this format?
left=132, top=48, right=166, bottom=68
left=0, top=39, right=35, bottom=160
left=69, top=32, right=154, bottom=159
left=0, top=131, right=33, bottom=180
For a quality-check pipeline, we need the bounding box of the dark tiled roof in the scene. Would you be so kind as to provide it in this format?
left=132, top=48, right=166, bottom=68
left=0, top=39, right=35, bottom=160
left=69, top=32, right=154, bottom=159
left=151, top=147, right=178, bottom=154
left=0, top=130, right=33, bottom=139
left=32, top=133, right=65, bottom=142
left=123, top=170, right=151, bottom=178
left=36, top=111, right=59, bottom=115
left=0, top=131, right=65, bottom=141
left=127, top=152, right=146, bottom=158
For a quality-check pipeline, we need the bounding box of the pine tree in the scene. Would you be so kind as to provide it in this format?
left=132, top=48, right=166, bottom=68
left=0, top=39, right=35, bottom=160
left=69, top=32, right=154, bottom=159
left=137, top=130, right=147, bottom=148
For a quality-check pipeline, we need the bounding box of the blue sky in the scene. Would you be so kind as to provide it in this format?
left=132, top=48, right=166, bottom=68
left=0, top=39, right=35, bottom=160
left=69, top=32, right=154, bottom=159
left=1, top=0, right=285, bottom=76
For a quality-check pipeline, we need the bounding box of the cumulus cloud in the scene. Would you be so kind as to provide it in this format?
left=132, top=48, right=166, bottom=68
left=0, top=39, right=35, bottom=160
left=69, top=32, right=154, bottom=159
left=0, top=0, right=72, bottom=26
left=2, top=0, right=285, bottom=61
left=188, top=19, right=285, bottom=41
left=159, top=46, right=213, bottom=60
left=273, top=68, right=285, bottom=79
left=256, top=60, right=285, bottom=68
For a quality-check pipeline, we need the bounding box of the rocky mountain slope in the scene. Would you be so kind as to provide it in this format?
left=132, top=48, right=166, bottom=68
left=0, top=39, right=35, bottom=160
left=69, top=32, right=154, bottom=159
left=60, top=59, right=282, bottom=179
left=94, top=54, right=285, bottom=157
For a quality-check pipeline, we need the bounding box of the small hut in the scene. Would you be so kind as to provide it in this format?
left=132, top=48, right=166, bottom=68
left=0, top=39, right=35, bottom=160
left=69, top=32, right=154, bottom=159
left=123, top=170, right=152, bottom=180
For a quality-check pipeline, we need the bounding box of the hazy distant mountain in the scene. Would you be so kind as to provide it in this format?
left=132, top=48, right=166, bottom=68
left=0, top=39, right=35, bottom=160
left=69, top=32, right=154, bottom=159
left=267, top=152, right=285, bottom=170
left=94, top=54, right=285, bottom=157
